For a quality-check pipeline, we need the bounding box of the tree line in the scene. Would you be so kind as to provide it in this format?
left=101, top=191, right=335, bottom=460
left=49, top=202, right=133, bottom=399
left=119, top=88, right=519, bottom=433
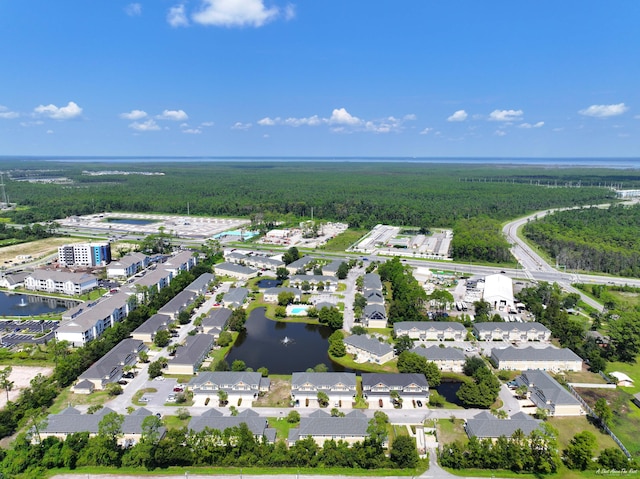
left=0, top=160, right=615, bottom=230
left=523, top=204, right=640, bottom=277
left=1, top=411, right=420, bottom=476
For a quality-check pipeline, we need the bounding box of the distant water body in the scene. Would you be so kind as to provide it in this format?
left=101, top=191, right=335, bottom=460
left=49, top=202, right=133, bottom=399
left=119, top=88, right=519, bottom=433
left=6, top=156, right=640, bottom=169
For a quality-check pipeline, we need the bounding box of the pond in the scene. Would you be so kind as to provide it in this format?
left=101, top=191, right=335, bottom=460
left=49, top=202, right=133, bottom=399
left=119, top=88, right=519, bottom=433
left=255, top=279, right=282, bottom=289
left=434, top=381, right=463, bottom=406
left=225, top=307, right=349, bottom=374
left=0, top=292, right=77, bottom=317
left=105, top=218, right=158, bottom=225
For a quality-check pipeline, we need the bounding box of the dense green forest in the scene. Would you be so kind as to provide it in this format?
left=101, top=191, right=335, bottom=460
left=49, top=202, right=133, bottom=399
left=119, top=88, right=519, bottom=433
left=523, top=204, right=640, bottom=276
left=451, top=217, right=512, bottom=263
left=0, top=159, right=623, bottom=228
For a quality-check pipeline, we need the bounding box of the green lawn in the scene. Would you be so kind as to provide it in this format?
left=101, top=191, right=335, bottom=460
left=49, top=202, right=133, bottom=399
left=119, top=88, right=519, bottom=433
left=436, top=418, right=467, bottom=445
left=267, top=416, right=295, bottom=440
left=547, top=416, right=617, bottom=454
left=322, top=228, right=368, bottom=252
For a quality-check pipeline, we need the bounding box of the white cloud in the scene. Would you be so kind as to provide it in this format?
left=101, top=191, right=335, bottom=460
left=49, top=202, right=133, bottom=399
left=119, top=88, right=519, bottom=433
left=232, top=122, right=252, bottom=130
left=125, top=3, right=142, bottom=16
left=579, top=103, right=628, bottom=118
left=329, top=108, right=361, bottom=126
left=404, top=114, right=417, bottom=121
left=201, top=121, right=215, bottom=127
left=489, top=109, right=523, bottom=122
left=46, top=130, right=54, bottom=134
left=192, top=0, right=279, bottom=27
left=129, top=119, right=161, bottom=131
left=156, top=109, right=188, bottom=121
left=518, top=121, right=544, bottom=129
left=119, top=109, right=147, bottom=120
left=447, top=110, right=468, bottom=122
left=284, top=3, right=296, bottom=21
left=494, top=130, right=507, bottom=136
left=258, top=117, right=277, bottom=126
left=182, top=128, right=202, bottom=134
left=168, top=4, right=189, bottom=27
left=284, top=115, right=322, bottom=127
left=34, top=101, right=82, bottom=120
left=419, top=127, right=433, bottom=135
left=0, top=106, right=19, bottom=119
left=20, top=120, right=44, bottom=127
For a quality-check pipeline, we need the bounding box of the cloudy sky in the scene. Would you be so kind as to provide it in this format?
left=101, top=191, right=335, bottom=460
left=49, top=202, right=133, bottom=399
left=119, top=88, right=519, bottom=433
left=1, top=1, right=639, bottom=157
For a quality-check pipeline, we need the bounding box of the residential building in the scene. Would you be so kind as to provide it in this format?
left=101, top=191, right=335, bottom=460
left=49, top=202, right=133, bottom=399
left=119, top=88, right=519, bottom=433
left=185, top=272, right=215, bottom=294
left=288, top=410, right=370, bottom=446
left=56, top=291, right=135, bottom=346
left=289, top=275, right=338, bottom=291
left=343, top=334, right=394, bottom=364
left=189, top=409, right=276, bottom=443
left=363, top=304, right=387, bottom=329
left=491, top=346, right=583, bottom=372
left=473, top=322, right=551, bottom=342
left=74, top=338, right=145, bottom=390
left=515, top=370, right=583, bottom=416
left=222, top=287, right=249, bottom=308
left=25, top=270, right=98, bottom=296
left=201, top=308, right=232, bottom=337
left=188, top=371, right=270, bottom=404
left=106, top=252, right=150, bottom=278
left=0, top=271, right=29, bottom=290
left=393, top=321, right=467, bottom=341
left=166, top=334, right=215, bottom=375
left=465, top=411, right=543, bottom=440
left=162, top=249, right=197, bottom=275
left=263, top=287, right=302, bottom=303
left=131, top=313, right=172, bottom=343
left=411, top=346, right=466, bottom=372
left=291, top=372, right=357, bottom=406
left=214, top=262, right=258, bottom=280
left=286, top=256, right=314, bottom=275
left=363, top=273, right=383, bottom=291
left=361, top=373, right=429, bottom=405
left=157, top=289, right=198, bottom=320
left=37, top=407, right=165, bottom=446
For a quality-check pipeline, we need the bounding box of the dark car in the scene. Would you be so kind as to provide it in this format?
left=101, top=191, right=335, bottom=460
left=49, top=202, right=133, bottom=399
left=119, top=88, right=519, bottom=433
left=173, top=386, right=184, bottom=393
left=122, top=372, right=135, bottom=379
left=118, top=380, right=128, bottom=385
left=416, top=400, right=423, bottom=407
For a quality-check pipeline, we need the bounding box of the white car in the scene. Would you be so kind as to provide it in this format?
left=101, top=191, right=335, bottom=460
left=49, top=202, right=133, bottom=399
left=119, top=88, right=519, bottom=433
left=154, top=376, right=165, bottom=381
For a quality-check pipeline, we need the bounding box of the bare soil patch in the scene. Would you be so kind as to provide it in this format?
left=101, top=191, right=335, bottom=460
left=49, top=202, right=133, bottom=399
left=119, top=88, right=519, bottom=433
left=0, top=365, right=53, bottom=409
left=253, top=377, right=291, bottom=407
left=0, top=237, right=73, bottom=265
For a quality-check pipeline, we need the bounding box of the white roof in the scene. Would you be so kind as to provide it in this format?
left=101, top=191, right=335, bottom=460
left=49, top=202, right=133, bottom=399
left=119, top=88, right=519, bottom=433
left=483, top=273, right=514, bottom=306
left=610, top=371, right=633, bottom=383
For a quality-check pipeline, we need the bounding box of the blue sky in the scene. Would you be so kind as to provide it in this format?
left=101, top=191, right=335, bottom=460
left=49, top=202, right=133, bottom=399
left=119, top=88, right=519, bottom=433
left=1, top=0, right=639, bottom=157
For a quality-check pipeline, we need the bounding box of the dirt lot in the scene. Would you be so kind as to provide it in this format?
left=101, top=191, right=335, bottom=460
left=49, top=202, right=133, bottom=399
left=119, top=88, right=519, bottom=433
left=0, top=365, right=53, bottom=409
left=0, top=237, right=72, bottom=265
left=253, top=377, right=291, bottom=407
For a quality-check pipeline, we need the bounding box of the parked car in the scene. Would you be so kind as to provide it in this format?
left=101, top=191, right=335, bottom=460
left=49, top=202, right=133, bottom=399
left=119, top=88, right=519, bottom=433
left=416, top=400, right=423, bottom=407
left=122, top=372, right=135, bottom=379
left=118, top=380, right=128, bottom=386
left=173, top=386, right=184, bottom=393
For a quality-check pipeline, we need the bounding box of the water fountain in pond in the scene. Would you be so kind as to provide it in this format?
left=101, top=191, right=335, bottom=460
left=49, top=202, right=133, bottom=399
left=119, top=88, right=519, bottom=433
left=281, top=336, right=294, bottom=346
left=18, top=297, right=27, bottom=307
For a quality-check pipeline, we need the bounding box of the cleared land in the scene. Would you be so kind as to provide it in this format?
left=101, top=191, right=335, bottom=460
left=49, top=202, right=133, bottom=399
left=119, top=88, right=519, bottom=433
left=0, top=365, right=53, bottom=409
left=0, top=237, right=71, bottom=265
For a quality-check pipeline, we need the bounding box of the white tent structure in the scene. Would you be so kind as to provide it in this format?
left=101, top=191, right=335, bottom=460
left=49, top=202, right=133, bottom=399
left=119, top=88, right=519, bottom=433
left=483, top=274, right=515, bottom=312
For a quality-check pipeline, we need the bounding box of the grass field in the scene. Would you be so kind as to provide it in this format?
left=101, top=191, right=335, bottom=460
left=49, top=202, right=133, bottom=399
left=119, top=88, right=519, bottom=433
left=547, top=416, right=617, bottom=454
left=0, top=237, right=73, bottom=264
left=436, top=418, right=467, bottom=445
left=322, top=228, right=368, bottom=252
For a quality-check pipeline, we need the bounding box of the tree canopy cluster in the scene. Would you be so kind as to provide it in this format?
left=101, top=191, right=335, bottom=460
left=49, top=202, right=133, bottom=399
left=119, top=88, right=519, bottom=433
left=378, top=258, right=426, bottom=323
left=451, top=217, right=512, bottom=263
left=439, top=425, right=560, bottom=474
left=456, top=359, right=500, bottom=408
left=523, top=204, right=640, bottom=277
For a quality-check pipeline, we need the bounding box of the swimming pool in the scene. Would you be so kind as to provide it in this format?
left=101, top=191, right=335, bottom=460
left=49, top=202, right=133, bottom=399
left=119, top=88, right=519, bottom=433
left=288, top=305, right=309, bottom=316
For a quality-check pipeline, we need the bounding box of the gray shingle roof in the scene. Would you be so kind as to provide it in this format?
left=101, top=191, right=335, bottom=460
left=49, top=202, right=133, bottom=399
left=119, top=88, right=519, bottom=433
left=288, top=413, right=369, bottom=443
left=473, top=322, right=550, bottom=334
left=361, top=373, right=429, bottom=391
left=363, top=273, right=382, bottom=291
left=223, top=287, right=248, bottom=306
left=343, top=335, right=393, bottom=357
left=169, top=334, right=214, bottom=366
left=202, top=308, right=232, bottom=330
left=291, top=372, right=357, bottom=392
left=412, top=345, right=466, bottom=361
left=215, top=262, right=257, bottom=276
left=186, top=273, right=215, bottom=293
left=78, top=338, right=145, bottom=383
left=516, top=370, right=581, bottom=408
left=189, top=371, right=264, bottom=391
left=132, top=313, right=171, bottom=335
left=465, top=412, right=542, bottom=439
left=394, top=321, right=466, bottom=333
left=41, top=407, right=163, bottom=437
left=492, top=346, right=582, bottom=362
